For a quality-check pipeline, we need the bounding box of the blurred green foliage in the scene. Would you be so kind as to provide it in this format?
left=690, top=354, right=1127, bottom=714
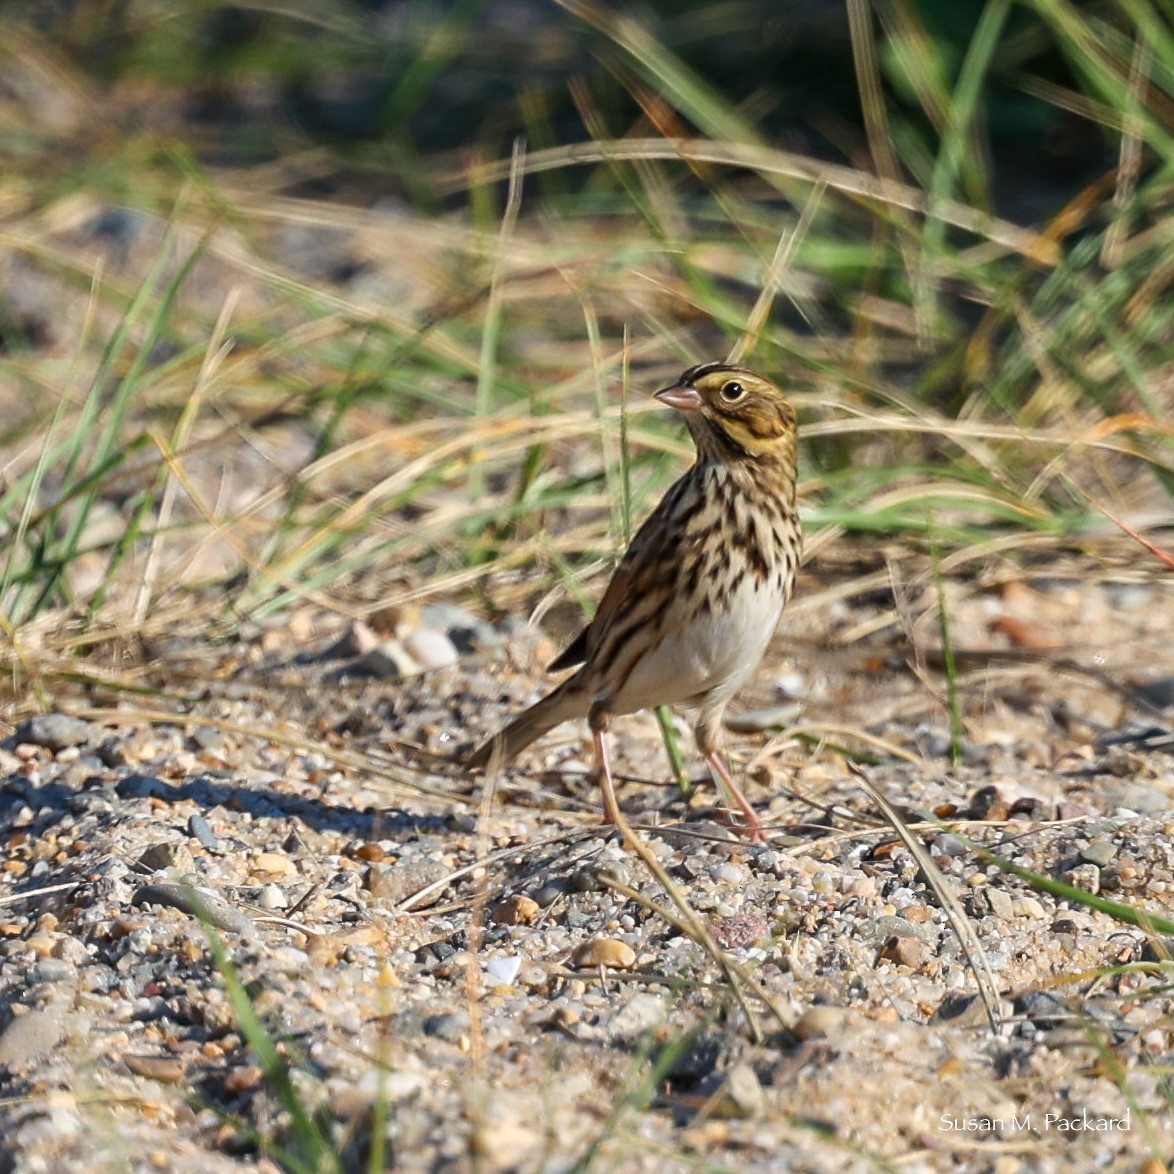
left=10, top=0, right=1113, bottom=216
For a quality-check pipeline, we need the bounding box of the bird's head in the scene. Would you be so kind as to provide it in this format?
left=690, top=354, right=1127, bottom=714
left=655, top=362, right=797, bottom=465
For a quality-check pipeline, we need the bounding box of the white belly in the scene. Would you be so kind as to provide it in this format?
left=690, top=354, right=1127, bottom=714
left=601, top=574, right=783, bottom=716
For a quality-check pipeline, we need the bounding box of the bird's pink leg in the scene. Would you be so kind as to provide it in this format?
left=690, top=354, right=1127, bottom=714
left=706, top=750, right=765, bottom=841
left=593, top=725, right=622, bottom=826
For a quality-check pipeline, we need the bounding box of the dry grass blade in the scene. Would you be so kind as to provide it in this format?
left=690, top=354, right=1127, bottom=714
left=394, top=829, right=596, bottom=914
left=846, top=762, right=1004, bottom=1033
left=0, top=881, right=80, bottom=907
left=439, top=138, right=1059, bottom=261
left=1077, top=492, right=1174, bottom=571
left=728, top=180, right=826, bottom=365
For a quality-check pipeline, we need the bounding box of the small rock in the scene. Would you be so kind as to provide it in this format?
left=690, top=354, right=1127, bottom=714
left=571, top=939, right=635, bottom=970
left=31, top=959, right=75, bottom=983
left=570, top=870, right=603, bottom=893
left=877, top=936, right=925, bottom=969
left=115, top=775, right=176, bottom=801
left=13, top=1102, right=81, bottom=1148
left=1012, top=896, right=1047, bottom=919
left=15, top=714, right=95, bottom=751
left=703, top=1062, right=764, bottom=1119
left=250, top=852, right=297, bottom=879
left=531, top=881, right=569, bottom=907
left=606, top=993, right=665, bottom=1038
left=988, top=614, right=1058, bottom=651
left=1063, top=863, right=1101, bottom=895
left=711, top=913, right=770, bottom=949
left=331, top=1069, right=425, bottom=1115
left=402, top=627, right=459, bottom=671
left=124, top=1054, right=186, bottom=1083
left=471, top=1117, right=542, bottom=1172
left=0, top=1007, right=65, bottom=1066
left=423, top=1011, right=470, bottom=1044
left=257, top=884, right=288, bottom=911
left=137, top=842, right=194, bottom=874
left=490, top=895, right=541, bottom=926
left=714, top=862, right=747, bottom=885
left=1015, top=990, right=1071, bottom=1030
left=1009, top=796, right=1055, bottom=821
left=858, top=915, right=940, bottom=945
left=793, top=1004, right=848, bottom=1041
left=485, top=956, right=522, bottom=986
left=1104, top=782, right=1167, bottom=815
left=365, top=859, right=450, bottom=906
left=985, top=888, right=1015, bottom=919
left=967, top=786, right=1009, bottom=821
left=224, top=1064, right=265, bottom=1093
left=187, top=813, right=222, bottom=853
left=1080, top=841, right=1118, bottom=867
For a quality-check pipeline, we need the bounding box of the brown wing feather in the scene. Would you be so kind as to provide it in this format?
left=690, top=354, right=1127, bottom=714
left=548, top=626, right=589, bottom=672
left=547, top=475, right=692, bottom=675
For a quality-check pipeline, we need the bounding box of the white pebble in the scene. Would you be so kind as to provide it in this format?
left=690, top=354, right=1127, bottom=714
left=485, top=956, right=522, bottom=986
left=403, top=628, right=459, bottom=670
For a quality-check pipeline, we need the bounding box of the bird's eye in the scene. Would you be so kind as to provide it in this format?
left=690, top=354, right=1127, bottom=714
left=720, top=380, right=745, bottom=402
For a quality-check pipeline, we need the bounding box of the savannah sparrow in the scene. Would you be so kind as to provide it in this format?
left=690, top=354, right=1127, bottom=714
left=467, top=362, right=801, bottom=839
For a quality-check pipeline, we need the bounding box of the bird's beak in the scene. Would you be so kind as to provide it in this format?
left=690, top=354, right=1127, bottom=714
left=654, top=383, right=703, bottom=411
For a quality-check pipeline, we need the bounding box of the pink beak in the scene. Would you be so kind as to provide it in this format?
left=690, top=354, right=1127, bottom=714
left=654, top=383, right=703, bottom=411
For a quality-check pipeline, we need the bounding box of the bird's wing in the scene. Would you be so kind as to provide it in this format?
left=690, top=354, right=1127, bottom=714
left=548, top=626, right=589, bottom=672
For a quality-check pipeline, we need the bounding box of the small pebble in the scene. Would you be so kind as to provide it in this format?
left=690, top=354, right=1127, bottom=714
left=115, top=775, right=176, bottom=801
left=124, top=1054, right=186, bottom=1083
left=138, top=842, right=193, bottom=874
left=793, top=1004, right=848, bottom=1041
left=187, top=813, right=221, bottom=853
left=32, top=959, right=75, bottom=983
left=877, top=935, right=925, bottom=969
left=257, top=884, right=288, bottom=911
left=703, top=1063, right=764, bottom=1120
left=224, top=1064, right=265, bottom=1093
left=331, top=1070, right=425, bottom=1115
left=985, top=888, right=1015, bottom=919
left=490, top=895, right=541, bottom=926
left=250, top=852, right=297, bottom=878
left=711, top=913, right=770, bottom=949
left=1012, top=896, right=1047, bottom=919
left=571, top=939, right=635, bottom=970
left=423, top=1011, right=470, bottom=1044
left=15, top=714, right=95, bottom=751
left=1063, top=863, right=1100, bottom=895
left=607, top=992, right=665, bottom=1038
left=402, top=627, right=460, bottom=671
left=485, top=956, right=522, bottom=986
left=0, top=1006, right=66, bottom=1066
left=1080, top=841, right=1118, bottom=867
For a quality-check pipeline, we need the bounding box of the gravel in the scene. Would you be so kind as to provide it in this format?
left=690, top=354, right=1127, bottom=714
left=2, top=574, right=1173, bottom=1171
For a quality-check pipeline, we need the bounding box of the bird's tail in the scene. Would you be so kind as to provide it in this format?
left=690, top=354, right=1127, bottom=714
left=466, top=679, right=588, bottom=770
